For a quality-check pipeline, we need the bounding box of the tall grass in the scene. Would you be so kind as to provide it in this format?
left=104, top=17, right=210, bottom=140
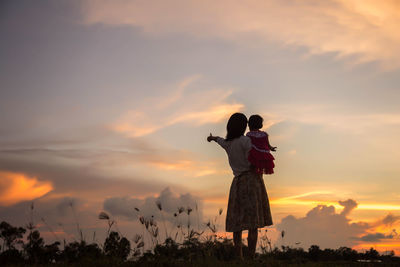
left=1, top=199, right=398, bottom=266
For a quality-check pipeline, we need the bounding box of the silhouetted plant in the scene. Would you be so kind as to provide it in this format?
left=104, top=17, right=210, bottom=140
left=61, top=240, right=102, bottom=262
left=24, top=230, right=45, bottom=263
left=155, top=200, right=169, bottom=239
left=69, top=201, right=84, bottom=242
left=259, top=229, right=272, bottom=253
left=0, top=221, right=26, bottom=251
left=103, top=231, right=131, bottom=261
left=140, top=215, right=159, bottom=247
left=0, top=221, right=26, bottom=265
left=98, top=211, right=115, bottom=236
left=0, top=248, right=24, bottom=265
left=280, top=229, right=285, bottom=247
left=363, top=247, right=380, bottom=260
left=337, top=246, right=359, bottom=261
left=42, top=241, right=61, bottom=263
left=40, top=217, right=59, bottom=242
left=308, top=244, right=321, bottom=261
left=131, top=233, right=144, bottom=258
left=1, top=202, right=400, bottom=266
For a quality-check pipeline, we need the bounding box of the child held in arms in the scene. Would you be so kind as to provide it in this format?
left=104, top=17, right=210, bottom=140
left=246, top=115, right=276, bottom=174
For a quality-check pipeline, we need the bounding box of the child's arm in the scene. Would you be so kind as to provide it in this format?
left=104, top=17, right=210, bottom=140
left=266, top=135, right=277, bottom=151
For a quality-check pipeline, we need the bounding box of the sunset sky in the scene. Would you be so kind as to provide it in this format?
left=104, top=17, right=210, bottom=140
left=1, top=0, right=400, bottom=253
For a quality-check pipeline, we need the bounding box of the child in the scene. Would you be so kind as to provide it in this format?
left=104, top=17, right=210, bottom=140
left=246, top=114, right=276, bottom=174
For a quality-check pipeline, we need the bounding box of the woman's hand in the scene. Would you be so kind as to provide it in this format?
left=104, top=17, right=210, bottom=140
left=207, top=133, right=217, bottom=142
left=270, top=146, right=277, bottom=152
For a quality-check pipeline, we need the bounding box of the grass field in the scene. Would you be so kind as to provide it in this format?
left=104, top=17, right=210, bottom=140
left=1, top=204, right=399, bottom=266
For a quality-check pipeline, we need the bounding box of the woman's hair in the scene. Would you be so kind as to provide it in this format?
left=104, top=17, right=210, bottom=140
left=248, top=114, right=263, bottom=130
left=226, top=113, right=248, bottom=141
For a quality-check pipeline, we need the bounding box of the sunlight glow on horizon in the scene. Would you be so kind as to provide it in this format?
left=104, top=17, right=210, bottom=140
left=204, top=191, right=400, bottom=211
left=271, top=199, right=400, bottom=211
left=354, top=243, right=400, bottom=255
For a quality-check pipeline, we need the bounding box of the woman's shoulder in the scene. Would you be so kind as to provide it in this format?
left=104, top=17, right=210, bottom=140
left=231, top=135, right=251, bottom=145
left=239, top=135, right=252, bottom=147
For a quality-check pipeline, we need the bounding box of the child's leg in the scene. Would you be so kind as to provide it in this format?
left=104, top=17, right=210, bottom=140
left=233, top=231, right=243, bottom=259
left=248, top=228, right=258, bottom=258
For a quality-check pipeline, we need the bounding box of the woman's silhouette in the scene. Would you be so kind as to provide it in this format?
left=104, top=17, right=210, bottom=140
left=208, top=113, right=273, bottom=259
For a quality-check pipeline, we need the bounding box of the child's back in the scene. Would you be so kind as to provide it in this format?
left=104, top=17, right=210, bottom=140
left=247, top=115, right=276, bottom=174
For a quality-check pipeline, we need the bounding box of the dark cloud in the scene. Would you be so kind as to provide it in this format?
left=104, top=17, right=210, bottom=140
left=276, top=199, right=370, bottom=249
left=0, top=115, right=204, bottom=244
left=339, top=199, right=357, bottom=216
left=359, top=232, right=395, bottom=242
left=0, top=187, right=205, bottom=249
left=56, top=197, right=80, bottom=215
left=0, top=145, right=183, bottom=198
left=0, top=196, right=82, bottom=223
left=104, top=187, right=203, bottom=224
left=0, top=126, right=200, bottom=177
left=0, top=143, right=187, bottom=244
left=382, top=213, right=400, bottom=226
left=0, top=193, right=141, bottom=245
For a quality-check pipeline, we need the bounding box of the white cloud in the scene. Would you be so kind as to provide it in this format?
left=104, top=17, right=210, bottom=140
left=82, top=0, right=400, bottom=69
left=263, top=104, right=400, bottom=135
left=111, top=75, right=243, bottom=137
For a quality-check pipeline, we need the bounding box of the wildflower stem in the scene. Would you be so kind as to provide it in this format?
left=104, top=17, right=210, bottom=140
left=159, top=210, right=168, bottom=240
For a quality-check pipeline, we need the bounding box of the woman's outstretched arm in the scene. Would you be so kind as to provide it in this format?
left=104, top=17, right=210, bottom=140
left=208, top=133, right=229, bottom=149
left=207, top=133, right=220, bottom=142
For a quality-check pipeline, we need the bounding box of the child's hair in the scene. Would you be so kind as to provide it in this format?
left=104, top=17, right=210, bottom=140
left=248, top=114, right=263, bottom=130
left=226, top=113, right=247, bottom=141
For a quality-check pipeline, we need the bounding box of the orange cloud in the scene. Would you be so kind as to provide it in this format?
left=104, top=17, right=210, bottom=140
left=83, top=0, right=400, bottom=69
left=168, top=103, right=244, bottom=126
left=203, top=196, right=227, bottom=204
left=147, top=158, right=227, bottom=177
left=0, top=171, right=53, bottom=206
left=113, top=103, right=243, bottom=138
left=148, top=160, right=193, bottom=171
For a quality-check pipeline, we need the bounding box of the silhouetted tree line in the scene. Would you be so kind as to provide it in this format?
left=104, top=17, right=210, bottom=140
left=266, top=244, right=397, bottom=264
left=1, top=220, right=399, bottom=266
left=0, top=220, right=131, bottom=266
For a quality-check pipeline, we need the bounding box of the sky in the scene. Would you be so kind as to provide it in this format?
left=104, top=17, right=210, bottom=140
left=1, top=0, right=400, bottom=253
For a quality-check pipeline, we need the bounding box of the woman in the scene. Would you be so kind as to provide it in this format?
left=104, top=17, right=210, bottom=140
left=207, top=112, right=273, bottom=259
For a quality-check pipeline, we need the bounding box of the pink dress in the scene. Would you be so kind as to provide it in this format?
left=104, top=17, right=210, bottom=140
left=246, top=130, right=275, bottom=174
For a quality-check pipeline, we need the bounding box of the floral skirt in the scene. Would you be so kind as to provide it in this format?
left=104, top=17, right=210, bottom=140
left=226, top=170, right=273, bottom=232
